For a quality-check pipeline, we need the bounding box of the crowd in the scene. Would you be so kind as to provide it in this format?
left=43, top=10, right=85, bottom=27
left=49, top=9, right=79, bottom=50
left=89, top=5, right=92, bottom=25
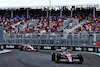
left=0, top=8, right=99, bottom=35
left=25, top=17, right=65, bottom=34
left=73, top=17, right=100, bottom=34
left=1, top=15, right=65, bottom=34
left=0, top=15, right=26, bottom=34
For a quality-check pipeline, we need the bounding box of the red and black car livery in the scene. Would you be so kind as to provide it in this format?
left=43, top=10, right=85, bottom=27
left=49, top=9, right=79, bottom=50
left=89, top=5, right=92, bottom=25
left=51, top=49, right=83, bottom=64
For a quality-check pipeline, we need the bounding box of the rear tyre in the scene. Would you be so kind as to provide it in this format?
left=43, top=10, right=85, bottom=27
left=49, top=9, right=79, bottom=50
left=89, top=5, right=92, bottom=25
left=52, top=53, right=55, bottom=61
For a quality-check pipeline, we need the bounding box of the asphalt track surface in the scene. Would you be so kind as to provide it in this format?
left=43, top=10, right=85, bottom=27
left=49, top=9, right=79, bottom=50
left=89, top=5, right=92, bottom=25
left=0, top=49, right=100, bottom=67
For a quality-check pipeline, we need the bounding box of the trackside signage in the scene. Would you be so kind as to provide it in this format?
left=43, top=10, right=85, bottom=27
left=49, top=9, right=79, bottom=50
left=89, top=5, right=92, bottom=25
left=1, top=46, right=3, bottom=49
left=88, top=48, right=93, bottom=51
left=61, top=47, right=67, bottom=49
left=98, top=48, right=100, bottom=52
left=44, top=46, right=51, bottom=49
left=95, top=48, right=97, bottom=52
left=75, top=47, right=82, bottom=51
left=70, top=47, right=73, bottom=50
left=6, top=45, right=14, bottom=48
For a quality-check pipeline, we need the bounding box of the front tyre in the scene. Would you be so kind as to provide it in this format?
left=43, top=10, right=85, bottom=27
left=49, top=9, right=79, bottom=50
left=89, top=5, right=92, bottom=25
left=52, top=53, right=55, bottom=61
left=78, top=54, right=83, bottom=64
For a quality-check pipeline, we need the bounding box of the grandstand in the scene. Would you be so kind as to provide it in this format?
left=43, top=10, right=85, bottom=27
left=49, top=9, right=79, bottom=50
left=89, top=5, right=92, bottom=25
left=0, top=0, right=100, bottom=46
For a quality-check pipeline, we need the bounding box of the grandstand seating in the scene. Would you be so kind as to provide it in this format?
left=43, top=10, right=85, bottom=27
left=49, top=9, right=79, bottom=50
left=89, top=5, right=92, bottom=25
left=74, top=19, right=100, bottom=34
left=0, top=8, right=99, bottom=35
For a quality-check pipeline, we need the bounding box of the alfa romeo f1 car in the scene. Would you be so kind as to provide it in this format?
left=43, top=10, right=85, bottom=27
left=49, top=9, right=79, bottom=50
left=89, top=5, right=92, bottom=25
left=51, top=49, right=83, bottom=64
left=19, top=44, right=38, bottom=51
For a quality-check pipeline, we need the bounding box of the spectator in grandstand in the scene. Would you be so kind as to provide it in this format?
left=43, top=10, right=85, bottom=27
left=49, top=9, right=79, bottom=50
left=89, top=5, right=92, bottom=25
left=83, top=42, right=86, bottom=46
left=27, top=23, right=29, bottom=28
left=74, top=20, right=100, bottom=34
left=3, top=29, right=6, bottom=34
left=69, top=22, right=72, bottom=29
left=2, top=8, right=99, bottom=34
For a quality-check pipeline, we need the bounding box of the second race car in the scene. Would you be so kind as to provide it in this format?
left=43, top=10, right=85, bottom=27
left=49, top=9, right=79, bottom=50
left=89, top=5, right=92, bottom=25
left=19, top=44, right=38, bottom=51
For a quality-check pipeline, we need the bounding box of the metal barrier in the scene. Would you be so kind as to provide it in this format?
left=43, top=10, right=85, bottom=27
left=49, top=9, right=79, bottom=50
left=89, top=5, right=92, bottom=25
left=3, top=32, right=100, bottom=46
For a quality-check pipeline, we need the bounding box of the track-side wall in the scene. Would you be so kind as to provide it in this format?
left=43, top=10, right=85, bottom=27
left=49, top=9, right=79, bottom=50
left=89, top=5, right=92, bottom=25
left=0, top=43, right=100, bottom=53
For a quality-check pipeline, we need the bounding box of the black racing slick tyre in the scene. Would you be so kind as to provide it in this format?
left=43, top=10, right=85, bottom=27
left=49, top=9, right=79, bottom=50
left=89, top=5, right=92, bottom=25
left=55, top=53, right=60, bottom=63
left=78, top=54, right=83, bottom=64
left=52, top=53, right=55, bottom=61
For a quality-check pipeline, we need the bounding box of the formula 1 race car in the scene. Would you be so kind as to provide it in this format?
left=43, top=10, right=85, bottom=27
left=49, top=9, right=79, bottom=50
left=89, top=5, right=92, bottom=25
left=51, top=49, right=83, bottom=64
left=19, top=44, right=38, bottom=51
